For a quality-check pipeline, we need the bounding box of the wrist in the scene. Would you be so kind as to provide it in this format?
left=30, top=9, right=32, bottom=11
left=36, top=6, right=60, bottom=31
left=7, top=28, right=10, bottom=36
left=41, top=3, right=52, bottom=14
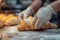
left=50, top=1, right=60, bottom=12
left=26, top=7, right=34, bottom=15
left=46, top=5, right=57, bottom=15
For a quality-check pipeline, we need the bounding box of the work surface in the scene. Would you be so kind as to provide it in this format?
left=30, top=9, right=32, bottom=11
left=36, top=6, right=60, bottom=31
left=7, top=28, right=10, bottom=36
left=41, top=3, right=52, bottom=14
left=0, top=26, right=60, bottom=40
left=7, top=30, right=60, bottom=40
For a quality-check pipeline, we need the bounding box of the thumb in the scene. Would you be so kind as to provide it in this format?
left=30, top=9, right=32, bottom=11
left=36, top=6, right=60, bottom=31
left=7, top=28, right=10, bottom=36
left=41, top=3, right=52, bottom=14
left=24, top=14, right=28, bottom=20
left=18, top=12, right=23, bottom=20
left=32, top=15, right=37, bottom=25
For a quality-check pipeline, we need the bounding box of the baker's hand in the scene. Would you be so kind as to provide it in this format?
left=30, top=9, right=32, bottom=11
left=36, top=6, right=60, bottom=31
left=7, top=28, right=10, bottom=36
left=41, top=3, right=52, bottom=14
left=32, top=5, right=56, bottom=29
left=18, top=7, right=34, bottom=20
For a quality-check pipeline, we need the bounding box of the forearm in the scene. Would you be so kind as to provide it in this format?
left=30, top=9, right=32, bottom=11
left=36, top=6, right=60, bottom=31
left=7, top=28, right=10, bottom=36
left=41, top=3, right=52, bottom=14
left=29, top=0, right=44, bottom=13
left=50, top=0, right=60, bottom=12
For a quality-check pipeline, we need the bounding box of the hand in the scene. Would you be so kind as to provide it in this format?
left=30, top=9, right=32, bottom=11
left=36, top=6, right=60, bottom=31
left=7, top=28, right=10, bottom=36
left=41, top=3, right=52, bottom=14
left=32, top=5, right=56, bottom=29
left=18, top=7, right=33, bottom=20
left=41, top=21, right=58, bottom=29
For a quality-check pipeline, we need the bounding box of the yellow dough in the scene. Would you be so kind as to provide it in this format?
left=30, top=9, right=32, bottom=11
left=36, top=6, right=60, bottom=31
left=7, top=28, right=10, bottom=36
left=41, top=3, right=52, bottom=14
left=18, top=16, right=34, bottom=31
left=5, top=16, right=19, bottom=26
left=0, top=20, right=4, bottom=28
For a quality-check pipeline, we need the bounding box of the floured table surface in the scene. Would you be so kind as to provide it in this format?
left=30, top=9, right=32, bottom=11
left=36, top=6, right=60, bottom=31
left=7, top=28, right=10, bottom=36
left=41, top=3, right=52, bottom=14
left=0, top=26, right=60, bottom=40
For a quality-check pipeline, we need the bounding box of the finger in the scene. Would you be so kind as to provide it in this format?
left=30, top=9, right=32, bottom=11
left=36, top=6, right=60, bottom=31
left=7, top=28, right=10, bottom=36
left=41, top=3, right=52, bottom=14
left=49, top=22, right=58, bottom=28
left=32, top=15, right=38, bottom=25
left=24, top=14, right=28, bottom=20
left=44, top=22, right=51, bottom=29
left=18, top=13, right=23, bottom=20
left=39, top=24, right=45, bottom=29
left=39, top=21, right=48, bottom=29
left=34, top=17, right=41, bottom=29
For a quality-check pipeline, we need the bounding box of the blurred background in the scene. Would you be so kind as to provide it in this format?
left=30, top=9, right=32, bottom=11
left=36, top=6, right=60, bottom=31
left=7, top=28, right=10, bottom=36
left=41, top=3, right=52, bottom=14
left=1, top=0, right=34, bottom=13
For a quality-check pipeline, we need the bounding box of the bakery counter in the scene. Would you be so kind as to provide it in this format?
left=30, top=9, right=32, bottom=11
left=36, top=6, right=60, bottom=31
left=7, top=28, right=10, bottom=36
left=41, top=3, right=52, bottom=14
left=0, top=25, right=60, bottom=40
